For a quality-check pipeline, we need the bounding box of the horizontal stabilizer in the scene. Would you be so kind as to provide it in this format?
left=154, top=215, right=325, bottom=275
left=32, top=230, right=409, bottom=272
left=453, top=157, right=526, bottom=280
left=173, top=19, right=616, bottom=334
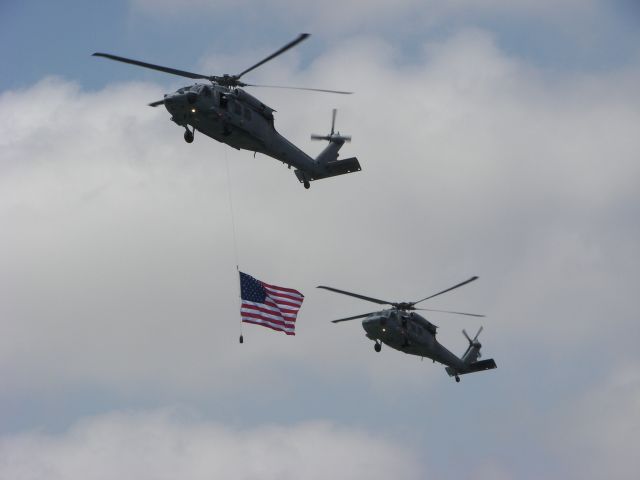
left=446, top=359, right=497, bottom=377
left=295, top=157, right=361, bottom=183
left=325, top=157, right=361, bottom=176
left=466, top=358, right=497, bottom=373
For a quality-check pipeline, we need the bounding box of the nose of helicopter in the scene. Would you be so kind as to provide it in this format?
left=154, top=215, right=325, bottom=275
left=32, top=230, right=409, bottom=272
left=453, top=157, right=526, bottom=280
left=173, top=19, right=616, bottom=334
left=362, top=316, right=384, bottom=335
left=163, top=91, right=198, bottom=114
left=162, top=92, right=180, bottom=112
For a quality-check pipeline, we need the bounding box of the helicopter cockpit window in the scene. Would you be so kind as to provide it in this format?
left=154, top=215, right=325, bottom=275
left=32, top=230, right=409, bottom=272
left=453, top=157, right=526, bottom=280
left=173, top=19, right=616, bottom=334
left=219, top=94, right=228, bottom=109
left=233, top=101, right=241, bottom=115
left=203, top=86, right=211, bottom=97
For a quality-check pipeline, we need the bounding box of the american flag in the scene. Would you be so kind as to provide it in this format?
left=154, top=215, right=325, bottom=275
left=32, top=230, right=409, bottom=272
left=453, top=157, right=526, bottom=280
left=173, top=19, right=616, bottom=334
left=239, top=272, right=304, bottom=335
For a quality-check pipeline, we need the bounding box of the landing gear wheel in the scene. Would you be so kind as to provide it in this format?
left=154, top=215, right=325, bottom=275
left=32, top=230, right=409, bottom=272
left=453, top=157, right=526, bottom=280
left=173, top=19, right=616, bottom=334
left=303, top=180, right=310, bottom=189
left=455, top=375, right=460, bottom=383
left=184, top=129, right=194, bottom=143
left=374, top=342, right=381, bottom=352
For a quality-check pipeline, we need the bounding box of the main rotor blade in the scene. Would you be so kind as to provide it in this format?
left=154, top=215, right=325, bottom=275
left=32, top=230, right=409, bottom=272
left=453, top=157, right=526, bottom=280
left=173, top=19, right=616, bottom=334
left=415, top=308, right=485, bottom=318
left=331, top=312, right=377, bottom=323
left=235, top=33, right=310, bottom=80
left=413, top=276, right=479, bottom=305
left=244, top=83, right=353, bottom=94
left=148, top=99, right=165, bottom=107
left=93, top=53, right=210, bottom=80
left=317, top=286, right=392, bottom=306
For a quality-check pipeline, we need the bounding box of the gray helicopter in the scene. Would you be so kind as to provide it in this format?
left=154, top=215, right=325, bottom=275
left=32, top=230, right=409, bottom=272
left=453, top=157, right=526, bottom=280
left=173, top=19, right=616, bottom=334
left=93, top=34, right=360, bottom=189
left=318, top=276, right=497, bottom=382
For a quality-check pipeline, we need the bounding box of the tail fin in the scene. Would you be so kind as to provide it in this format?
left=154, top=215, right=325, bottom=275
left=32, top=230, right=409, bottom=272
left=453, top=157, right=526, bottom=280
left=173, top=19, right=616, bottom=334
left=445, top=327, right=497, bottom=379
left=310, top=108, right=352, bottom=167
left=296, top=109, right=361, bottom=184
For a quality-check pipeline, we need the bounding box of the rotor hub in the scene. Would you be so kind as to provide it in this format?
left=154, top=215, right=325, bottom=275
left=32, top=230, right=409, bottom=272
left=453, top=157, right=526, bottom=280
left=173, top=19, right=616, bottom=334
left=394, top=302, right=415, bottom=311
left=212, top=74, right=245, bottom=87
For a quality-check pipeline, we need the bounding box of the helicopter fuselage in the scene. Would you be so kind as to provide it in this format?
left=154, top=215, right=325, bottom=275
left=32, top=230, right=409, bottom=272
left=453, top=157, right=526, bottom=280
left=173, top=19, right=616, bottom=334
left=163, top=83, right=357, bottom=185
left=362, top=310, right=469, bottom=371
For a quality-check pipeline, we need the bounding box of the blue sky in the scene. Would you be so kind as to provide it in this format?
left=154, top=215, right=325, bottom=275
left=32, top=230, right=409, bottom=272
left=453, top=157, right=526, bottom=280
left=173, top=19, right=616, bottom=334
left=1, top=1, right=640, bottom=479
left=2, top=0, right=640, bottom=92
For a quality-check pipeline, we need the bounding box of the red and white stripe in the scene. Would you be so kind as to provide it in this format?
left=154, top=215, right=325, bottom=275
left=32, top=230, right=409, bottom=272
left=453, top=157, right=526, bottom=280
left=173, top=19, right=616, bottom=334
left=241, top=282, right=304, bottom=335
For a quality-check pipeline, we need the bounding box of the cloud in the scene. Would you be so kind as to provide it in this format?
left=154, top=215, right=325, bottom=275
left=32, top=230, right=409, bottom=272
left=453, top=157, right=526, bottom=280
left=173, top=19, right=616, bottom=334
left=545, top=364, right=640, bottom=480
left=1, top=31, right=640, bottom=471
left=3, top=28, right=640, bottom=381
left=0, top=409, right=424, bottom=480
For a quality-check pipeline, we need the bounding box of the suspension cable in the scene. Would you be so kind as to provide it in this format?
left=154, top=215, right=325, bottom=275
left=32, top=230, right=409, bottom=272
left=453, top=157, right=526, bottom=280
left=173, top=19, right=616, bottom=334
left=223, top=148, right=243, bottom=343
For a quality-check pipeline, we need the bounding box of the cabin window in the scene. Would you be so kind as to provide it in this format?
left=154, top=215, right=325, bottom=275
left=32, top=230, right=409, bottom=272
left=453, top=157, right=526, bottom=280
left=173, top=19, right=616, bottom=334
left=244, top=107, right=252, bottom=121
left=219, top=94, right=228, bottom=109
left=233, top=101, right=241, bottom=115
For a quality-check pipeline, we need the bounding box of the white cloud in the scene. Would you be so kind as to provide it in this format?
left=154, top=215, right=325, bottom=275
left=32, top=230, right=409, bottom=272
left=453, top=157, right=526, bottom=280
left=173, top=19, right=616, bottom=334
left=0, top=410, right=424, bottom=480
left=1, top=30, right=639, bottom=414
left=547, top=364, right=640, bottom=480
left=3, top=16, right=640, bottom=478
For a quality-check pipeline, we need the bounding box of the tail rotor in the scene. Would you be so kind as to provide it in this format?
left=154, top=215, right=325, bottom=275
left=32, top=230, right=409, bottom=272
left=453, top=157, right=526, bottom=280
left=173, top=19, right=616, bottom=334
left=311, top=109, right=352, bottom=143
left=449, top=325, right=497, bottom=379
left=462, top=326, right=483, bottom=358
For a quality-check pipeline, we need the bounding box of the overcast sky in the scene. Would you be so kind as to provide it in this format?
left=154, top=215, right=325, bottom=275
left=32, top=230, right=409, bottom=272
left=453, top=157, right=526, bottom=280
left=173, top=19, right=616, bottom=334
left=1, top=1, right=640, bottom=479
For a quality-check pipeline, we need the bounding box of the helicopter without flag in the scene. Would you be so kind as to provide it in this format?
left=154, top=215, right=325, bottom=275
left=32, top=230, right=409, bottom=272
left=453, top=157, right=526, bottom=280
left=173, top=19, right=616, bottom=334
left=318, top=276, right=497, bottom=382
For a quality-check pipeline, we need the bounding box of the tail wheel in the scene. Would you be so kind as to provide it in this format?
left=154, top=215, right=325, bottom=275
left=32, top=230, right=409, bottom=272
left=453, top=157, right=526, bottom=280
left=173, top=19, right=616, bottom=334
left=374, top=342, right=381, bottom=352
left=184, top=129, right=194, bottom=143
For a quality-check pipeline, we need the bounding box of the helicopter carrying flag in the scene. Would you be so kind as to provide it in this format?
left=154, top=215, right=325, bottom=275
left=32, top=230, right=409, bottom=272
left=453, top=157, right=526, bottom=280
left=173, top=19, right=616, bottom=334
left=239, top=272, right=304, bottom=335
left=93, top=34, right=361, bottom=189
